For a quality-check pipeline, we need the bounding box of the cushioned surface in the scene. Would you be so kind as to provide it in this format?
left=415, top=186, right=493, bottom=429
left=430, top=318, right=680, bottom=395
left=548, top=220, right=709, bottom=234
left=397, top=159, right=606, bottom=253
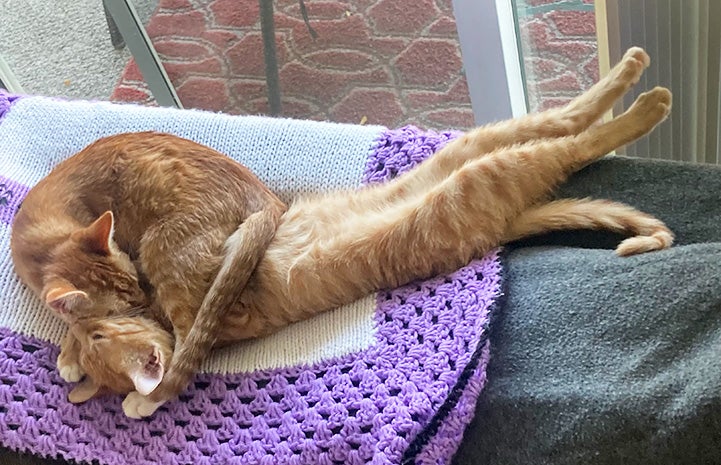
left=454, top=157, right=721, bottom=465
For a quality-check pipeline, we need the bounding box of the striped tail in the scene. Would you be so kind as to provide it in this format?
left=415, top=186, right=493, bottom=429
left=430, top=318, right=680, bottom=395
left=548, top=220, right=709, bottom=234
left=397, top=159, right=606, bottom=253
left=504, top=198, right=674, bottom=256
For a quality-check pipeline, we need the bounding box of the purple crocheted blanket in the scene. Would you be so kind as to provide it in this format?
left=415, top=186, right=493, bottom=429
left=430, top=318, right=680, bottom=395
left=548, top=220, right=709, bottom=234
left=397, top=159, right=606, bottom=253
left=0, top=91, right=503, bottom=465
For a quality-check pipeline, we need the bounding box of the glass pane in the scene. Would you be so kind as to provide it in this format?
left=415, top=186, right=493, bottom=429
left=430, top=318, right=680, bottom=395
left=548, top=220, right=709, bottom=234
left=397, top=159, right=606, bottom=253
left=0, top=0, right=475, bottom=130
left=513, top=0, right=598, bottom=113
left=511, top=0, right=721, bottom=164
left=111, top=0, right=475, bottom=129
left=0, top=0, right=146, bottom=100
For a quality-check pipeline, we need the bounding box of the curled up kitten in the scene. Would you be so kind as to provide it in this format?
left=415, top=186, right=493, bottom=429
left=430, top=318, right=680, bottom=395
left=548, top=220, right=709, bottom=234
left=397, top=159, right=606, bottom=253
left=11, top=133, right=286, bottom=411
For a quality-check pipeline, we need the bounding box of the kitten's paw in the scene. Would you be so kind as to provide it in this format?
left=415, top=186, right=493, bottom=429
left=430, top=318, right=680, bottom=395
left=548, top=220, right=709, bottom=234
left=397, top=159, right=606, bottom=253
left=57, top=358, right=84, bottom=383
left=619, top=47, right=650, bottom=84
left=122, top=391, right=164, bottom=419
left=630, top=87, right=673, bottom=123
left=623, top=47, right=650, bottom=68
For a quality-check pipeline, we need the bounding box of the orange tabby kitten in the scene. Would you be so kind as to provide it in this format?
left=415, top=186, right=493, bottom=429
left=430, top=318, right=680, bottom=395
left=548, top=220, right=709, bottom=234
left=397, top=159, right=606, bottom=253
left=51, top=48, right=671, bottom=418
left=10, top=134, right=286, bottom=404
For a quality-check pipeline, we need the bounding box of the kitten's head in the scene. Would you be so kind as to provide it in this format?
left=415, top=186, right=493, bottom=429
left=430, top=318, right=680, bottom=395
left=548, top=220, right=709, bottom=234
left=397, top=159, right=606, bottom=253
left=42, top=211, right=147, bottom=322
left=68, top=315, right=174, bottom=403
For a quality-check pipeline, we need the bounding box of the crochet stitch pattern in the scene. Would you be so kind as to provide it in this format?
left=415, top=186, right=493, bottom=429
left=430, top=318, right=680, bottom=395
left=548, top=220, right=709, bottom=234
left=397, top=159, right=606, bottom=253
left=0, top=92, right=503, bottom=465
left=0, top=91, right=21, bottom=120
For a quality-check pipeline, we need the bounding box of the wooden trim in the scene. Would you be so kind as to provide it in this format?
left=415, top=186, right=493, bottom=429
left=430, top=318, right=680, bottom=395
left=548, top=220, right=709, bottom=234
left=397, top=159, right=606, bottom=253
left=595, top=0, right=621, bottom=121
left=601, top=0, right=623, bottom=120
left=595, top=0, right=611, bottom=80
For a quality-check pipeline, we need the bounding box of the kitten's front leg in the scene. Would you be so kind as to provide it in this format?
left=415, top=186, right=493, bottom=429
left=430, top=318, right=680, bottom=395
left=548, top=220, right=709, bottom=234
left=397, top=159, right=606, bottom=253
left=122, top=391, right=164, bottom=419
left=57, top=330, right=85, bottom=382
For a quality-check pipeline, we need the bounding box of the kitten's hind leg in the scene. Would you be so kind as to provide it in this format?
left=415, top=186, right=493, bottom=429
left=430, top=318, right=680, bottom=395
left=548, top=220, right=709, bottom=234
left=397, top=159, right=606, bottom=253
left=569, top=86, right=671, bottom=171
left=441, top=87, right=671, bottom=222
left=504, top=198, right=674, bottom=256
left=292, top=89, right=671, bottom=304
left=390, top=87, right=672, bottom=257
left=560, top=47, right=649, bottom=131
left=374, top=47, right=651, bottom=201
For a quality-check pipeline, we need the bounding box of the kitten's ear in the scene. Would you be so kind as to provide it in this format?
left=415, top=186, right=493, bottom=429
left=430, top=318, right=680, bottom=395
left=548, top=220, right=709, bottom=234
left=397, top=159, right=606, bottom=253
left=73, top=211, right=115, bottom=256
left=43, top=280, right=89, bottom=314
left=128, top=346, right=164, bottom=396
left=68, top=376, right=101, bottom=403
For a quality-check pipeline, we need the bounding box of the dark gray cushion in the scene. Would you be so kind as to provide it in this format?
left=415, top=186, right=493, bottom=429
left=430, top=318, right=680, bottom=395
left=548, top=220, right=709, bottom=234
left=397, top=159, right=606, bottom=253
left=455, top=156, right=721, bottom=465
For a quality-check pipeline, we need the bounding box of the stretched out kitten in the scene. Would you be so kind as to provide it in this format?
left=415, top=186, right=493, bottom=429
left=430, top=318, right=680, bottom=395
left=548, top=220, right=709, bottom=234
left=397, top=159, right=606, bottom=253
left=52, top=48, right=671, bottom=418
left=10, top=134, right=286, bottom=401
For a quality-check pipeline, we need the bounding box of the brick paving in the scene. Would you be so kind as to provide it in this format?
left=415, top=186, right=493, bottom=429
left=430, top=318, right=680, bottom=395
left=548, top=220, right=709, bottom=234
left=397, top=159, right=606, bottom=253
left=110, top=0, right=598, bottom=129
left=516, top=0, right=598, bottom=112
left=110, top=0, right=475, bottom=130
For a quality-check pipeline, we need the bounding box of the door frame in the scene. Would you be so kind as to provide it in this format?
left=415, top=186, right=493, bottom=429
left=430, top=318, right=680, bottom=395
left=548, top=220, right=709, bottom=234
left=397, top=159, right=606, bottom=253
left=453, top=0, right=528, bottom=124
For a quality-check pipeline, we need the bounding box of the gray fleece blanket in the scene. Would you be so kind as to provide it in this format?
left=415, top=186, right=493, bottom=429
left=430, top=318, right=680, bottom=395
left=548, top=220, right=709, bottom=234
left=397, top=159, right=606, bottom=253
left=454, top=156, right=721, bottom=464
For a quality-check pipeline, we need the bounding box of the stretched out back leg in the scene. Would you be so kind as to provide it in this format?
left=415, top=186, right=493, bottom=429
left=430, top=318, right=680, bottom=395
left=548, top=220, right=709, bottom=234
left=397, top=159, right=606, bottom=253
left=305, top=47, right=652, bottom=218
left=389, top=86, right=673, bottom=260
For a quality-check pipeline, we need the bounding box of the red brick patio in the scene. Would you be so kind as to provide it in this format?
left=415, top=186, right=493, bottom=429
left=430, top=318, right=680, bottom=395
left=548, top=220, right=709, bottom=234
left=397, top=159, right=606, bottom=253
left=516, top=1, right=598, bottom=112
left=110, top=0, right=476, bottom=130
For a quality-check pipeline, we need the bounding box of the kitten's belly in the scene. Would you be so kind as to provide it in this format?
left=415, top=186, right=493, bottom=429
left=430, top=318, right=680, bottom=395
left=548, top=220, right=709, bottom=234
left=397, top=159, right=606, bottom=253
left=214, top=210, right=328, bottom=340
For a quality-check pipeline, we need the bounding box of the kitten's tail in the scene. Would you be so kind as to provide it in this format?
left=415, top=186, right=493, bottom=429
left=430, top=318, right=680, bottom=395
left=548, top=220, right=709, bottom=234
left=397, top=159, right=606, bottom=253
left=149, top=206, right=285, bottom=403
left=504, top=198, right=674, bottom=256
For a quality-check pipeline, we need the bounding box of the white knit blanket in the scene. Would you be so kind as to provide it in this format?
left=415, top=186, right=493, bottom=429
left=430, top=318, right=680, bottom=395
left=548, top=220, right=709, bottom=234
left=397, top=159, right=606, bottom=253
left=0, top=95, right=385, bottom=373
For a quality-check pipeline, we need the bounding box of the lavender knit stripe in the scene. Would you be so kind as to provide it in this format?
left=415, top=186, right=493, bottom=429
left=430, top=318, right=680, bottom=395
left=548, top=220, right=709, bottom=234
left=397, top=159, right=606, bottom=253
left=363, top=125, right=462, bottom=185
left=366, top=126, right=498, bottom=464
left=0, top=125, right=502, bottom=465
left=0, top=176, right=28, bottom=226
left=415, top=341, right=490, bottom=465
left=0, top=257, right=500, bottom=465
left=0, top=89, right=22, bottom=120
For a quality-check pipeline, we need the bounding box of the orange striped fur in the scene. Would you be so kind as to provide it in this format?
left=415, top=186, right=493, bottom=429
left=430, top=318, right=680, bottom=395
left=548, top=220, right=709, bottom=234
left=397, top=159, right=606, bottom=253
left=11, top=47, right=673, bottom=418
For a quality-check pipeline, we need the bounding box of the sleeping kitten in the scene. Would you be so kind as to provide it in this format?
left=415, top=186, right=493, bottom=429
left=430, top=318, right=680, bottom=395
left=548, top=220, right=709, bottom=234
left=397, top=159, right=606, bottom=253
left=10, top=133, right=286, bottom=404
left=56, top=48, right=671, bottom=418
